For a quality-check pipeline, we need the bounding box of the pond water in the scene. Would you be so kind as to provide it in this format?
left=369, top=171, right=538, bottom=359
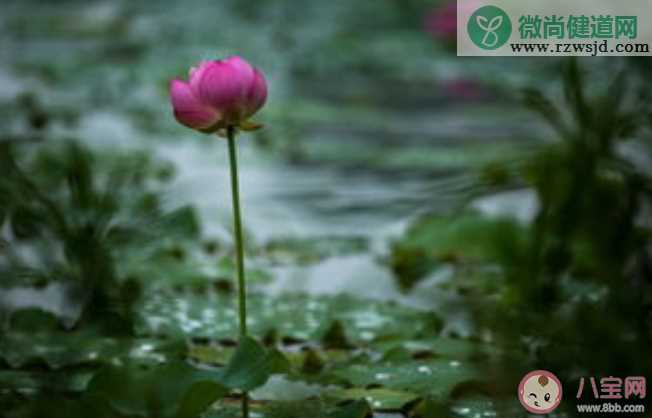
left=0, top=0, right=545, bottom=334
left=0, top=1, right=553, bottom=416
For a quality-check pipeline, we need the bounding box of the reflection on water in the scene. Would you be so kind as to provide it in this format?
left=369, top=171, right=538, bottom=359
left=0, top=2, right=566, bottom=417
left=0, top=282, right=79, bottom=322
left=0, top=0, right=540, bottom=336
left=159, top=139, right=432, bottom=241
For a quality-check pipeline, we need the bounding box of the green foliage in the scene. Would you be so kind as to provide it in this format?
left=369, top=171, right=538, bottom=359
left=389, top=212, right=527, bottom=290
left=329, top=359, right=479, bottom=401
left=86, top=361, right=228, bottom=418
left=326, top=387, right=419, bottom=411
left=484, top=61, right=652, bottom=392
left=176, top=291, right=491, bottom=415
left=1, top=292, right=491, bottom=417
left=262, top=236, right=368, bottom=265
left=321, top=320, right=354, bottom=349
left=7, top=4, right=645, bottom=418
left=384, top=60, right=652, bottom=416
left=6, top=362, right=228, bottom=418
left=1, top=332, right=290, bottom=417
left=204, top=399, right=372, bottom=418
left=392, top=60, right=652, bottom=405
left=215, top=336, right=290, bottom=392
left=0, top=141, right=199, bottom=332
left=138, top=292, right=443, bottom=344
left=1, top=327, right=184, bottom=371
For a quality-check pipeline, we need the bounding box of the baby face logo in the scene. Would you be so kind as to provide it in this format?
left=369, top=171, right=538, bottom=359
left=467, top=5, right=512, bottom=49
left=518, top=370, right=563, bottom=414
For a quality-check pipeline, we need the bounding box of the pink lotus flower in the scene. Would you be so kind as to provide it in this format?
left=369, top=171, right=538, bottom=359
left=424, top=2, right=457, bottom=41
left=169, top=56, right=267, bottom=133
left=444, top=79, right=485, bottom=100
left=424, top=1, right=480, bottom=42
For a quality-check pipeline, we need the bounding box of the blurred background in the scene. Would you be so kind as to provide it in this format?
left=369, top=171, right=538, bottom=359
left=1, top=0, right=651, bottom=417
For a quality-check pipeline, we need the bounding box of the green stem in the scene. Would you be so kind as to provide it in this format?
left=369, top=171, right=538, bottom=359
left=226, top=126, right=249, bottom=418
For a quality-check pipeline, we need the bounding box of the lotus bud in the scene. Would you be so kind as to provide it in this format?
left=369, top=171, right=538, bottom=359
left=169, top=56, right=267, bottom=134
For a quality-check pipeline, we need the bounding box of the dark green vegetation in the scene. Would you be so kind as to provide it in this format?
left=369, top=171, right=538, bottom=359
left=390, top=60, right=652, bottom=414
left=1, top=140, right=193, bottom=333
left=1, top=0, right=651, bottom=417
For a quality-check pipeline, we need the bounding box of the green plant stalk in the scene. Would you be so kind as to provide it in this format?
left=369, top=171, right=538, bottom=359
left=226, top=126, right=249, bottom=418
